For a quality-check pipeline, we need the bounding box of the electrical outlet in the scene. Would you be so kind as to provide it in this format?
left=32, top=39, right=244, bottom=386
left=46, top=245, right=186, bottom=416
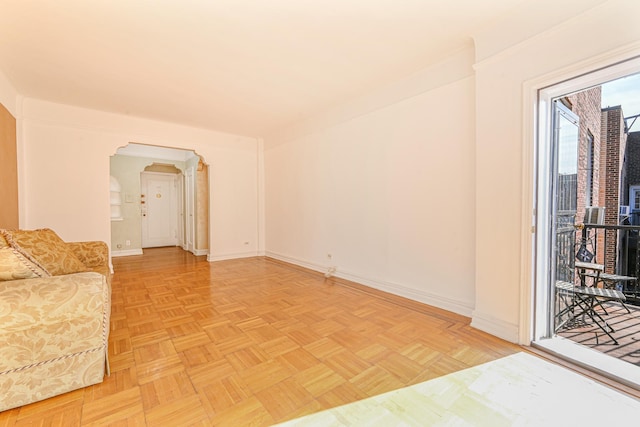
left=327, top=253, right=332, bottom=260
left=125, top=240, right=131, bottom=246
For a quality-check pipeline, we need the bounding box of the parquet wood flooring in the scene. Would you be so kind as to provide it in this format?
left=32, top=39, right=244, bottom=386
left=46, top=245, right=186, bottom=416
left=0, top=247, right=523, bottom=426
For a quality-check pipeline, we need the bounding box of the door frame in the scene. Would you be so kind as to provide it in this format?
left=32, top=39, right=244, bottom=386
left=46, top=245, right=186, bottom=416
left=177, top=172, right=185, bottom=248
left=522, top=51, right=640, bottom=387
left=549, top=100, right=580, bottom=335
left=185, top=166, right=195, bottom=253
left=527, top=54, right=640, bottom=345
left=140, top=171, right=179, bottom=248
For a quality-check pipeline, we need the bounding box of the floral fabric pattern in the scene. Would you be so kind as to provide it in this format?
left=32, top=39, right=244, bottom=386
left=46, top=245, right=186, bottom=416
left=67, top=241, right=112, bottom=287
left=0, top=272, right=110, bottom=412
left=1, top=228, right=88, bottom=276
left=0, top=349, right=105, bottom=411
left=0, top=247, right=50, bottom=281
left=0, top=230, right=111, bottom=412
left=66, top=241, right=109, bottom=270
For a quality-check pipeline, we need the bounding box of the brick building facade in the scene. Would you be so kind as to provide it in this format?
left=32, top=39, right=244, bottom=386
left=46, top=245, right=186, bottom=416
left=565, top=87, right=602, bottom=224
left=600, top=106, right=628, bottom=273
left=561, top=91, right=631, bottom=275
left=623, top=131, right=640, bottom=208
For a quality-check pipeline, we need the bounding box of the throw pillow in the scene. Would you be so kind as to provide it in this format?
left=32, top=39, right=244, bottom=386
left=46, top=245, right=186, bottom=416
left=0, top=246, right=50, bottom=281
left=0, top=233, right=8, bottom=248
left=1, top=228, right=88, bottom=276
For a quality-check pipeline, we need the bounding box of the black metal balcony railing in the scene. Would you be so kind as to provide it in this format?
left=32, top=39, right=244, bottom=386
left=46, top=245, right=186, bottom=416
left=555, top=211, right=578, bottom=284
left=554, top=211, right=640, bottom=306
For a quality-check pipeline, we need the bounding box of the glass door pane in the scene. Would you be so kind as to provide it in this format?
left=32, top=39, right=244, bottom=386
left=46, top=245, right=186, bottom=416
left=551, top=101, right=580, bottom=333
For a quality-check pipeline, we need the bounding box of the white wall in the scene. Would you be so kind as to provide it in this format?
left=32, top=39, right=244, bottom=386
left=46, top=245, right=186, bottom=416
left=265, top=49, right=477, bottom=316
left=18, top=98, right=259, bottom=260
left=472, top=0, right=640, bottom=342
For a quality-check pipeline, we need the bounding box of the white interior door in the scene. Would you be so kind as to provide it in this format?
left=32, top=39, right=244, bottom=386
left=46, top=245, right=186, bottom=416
left=141, top=172, right=179, bottom=248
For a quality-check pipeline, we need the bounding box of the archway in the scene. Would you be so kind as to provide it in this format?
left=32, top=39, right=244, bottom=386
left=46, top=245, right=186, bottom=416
left=109, top=143, right=209, bottom=257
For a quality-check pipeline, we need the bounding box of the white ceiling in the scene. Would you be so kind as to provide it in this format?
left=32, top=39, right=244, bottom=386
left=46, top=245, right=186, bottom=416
left=0, top=0, right=528, bottom=138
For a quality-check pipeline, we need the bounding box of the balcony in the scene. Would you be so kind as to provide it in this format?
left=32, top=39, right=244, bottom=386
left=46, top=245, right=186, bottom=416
left=555, top=220, right=640, bottom=365
left=578, top=223, right=640, bottom=305
left=557, top=301, right=640, bottom=365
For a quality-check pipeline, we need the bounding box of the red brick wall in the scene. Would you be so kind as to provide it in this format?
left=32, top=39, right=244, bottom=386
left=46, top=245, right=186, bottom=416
left=566, top=87, right=602, bottom=222
left=601, top=106, right=627, bottom=273
left=565, top=88, right=602, bottom=266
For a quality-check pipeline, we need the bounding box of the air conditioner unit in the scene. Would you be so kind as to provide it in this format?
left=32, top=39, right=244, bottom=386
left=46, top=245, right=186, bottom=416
left=619, top=205, right=631, bottom=216
left=584, top=206, right=605, bottom=225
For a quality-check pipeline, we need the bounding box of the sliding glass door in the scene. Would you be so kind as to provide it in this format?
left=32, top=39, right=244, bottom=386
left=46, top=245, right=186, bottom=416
left=550, top=101, right=580, bottom=334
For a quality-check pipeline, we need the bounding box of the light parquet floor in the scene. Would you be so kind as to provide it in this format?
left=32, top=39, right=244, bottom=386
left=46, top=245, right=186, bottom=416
left=1, top=247, right=523, bottom=426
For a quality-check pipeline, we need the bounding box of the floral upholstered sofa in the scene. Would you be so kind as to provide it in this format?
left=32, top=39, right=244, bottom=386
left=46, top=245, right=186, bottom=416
left=0, top=228, right=111, bottom=412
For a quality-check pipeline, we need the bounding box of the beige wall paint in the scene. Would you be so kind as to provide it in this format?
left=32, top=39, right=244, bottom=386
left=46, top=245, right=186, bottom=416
left=190, top=157, right=210, bottom=252
left=0, top=69, right=19, bottom=229
left=18, top=98, right=259, bottom=258
left=0, top=102, right=18, bottom=229
left=183, top=155, right=210, bottom=253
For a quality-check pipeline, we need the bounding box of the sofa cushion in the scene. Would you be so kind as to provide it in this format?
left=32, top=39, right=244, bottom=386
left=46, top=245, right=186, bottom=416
left=0, top=246, right=50, bottom=281
left=66, top=241, right=109, bottom=269
left=1, top=229, right=88, bottom=276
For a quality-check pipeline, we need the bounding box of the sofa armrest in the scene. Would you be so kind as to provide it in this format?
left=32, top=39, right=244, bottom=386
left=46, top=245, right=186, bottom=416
left=67, top=241, right=109, bottom=269
left=0, top=272, right=111, bottom=411
left=0, top=272, right=111, bottom=373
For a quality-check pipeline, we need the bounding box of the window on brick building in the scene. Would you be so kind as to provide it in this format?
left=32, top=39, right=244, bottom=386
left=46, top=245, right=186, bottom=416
left=631, top=185, right=640, bottom=210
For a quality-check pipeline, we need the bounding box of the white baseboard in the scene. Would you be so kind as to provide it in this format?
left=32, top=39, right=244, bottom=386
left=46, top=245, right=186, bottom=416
left=111, top=249, right=144, bottom=257
left=112, top=247, right=208, bottom=257
left=265, top=251, right=474, bottom=318
left=265, top=251, right=326, bottom=274
left=208, top=251, right=260, bottom=262
left=470, top=310, right=519, bottom=343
